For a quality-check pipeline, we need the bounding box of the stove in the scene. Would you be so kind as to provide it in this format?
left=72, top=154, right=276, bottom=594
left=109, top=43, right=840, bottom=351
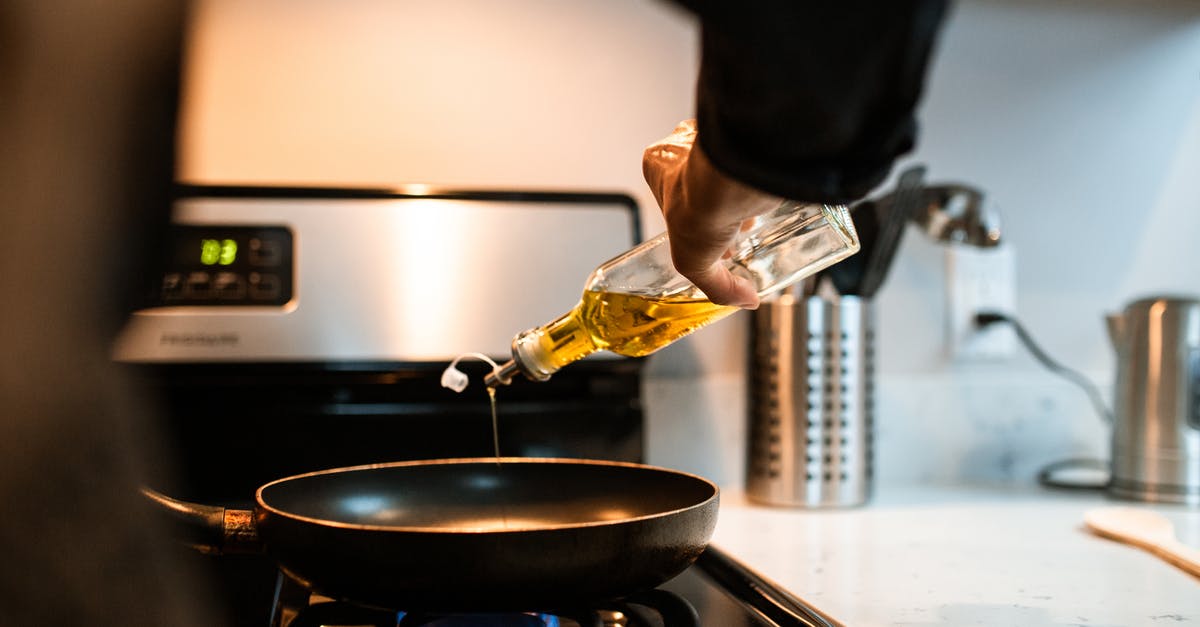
left=116, top=187, right=837, bottom=627
left=268, top=547, right=835, bottom=627
left=276, top=584, right=694, bottom=627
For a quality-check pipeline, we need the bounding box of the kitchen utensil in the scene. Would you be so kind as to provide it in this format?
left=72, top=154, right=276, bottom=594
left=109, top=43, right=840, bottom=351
left=1106, top=295, right=1200, bottom=505
left=911, top=183, right=1001, bottom=247
left=857, top=165, right=925, bottom=298
left=1083, top=507, right=1200, bottom=578
left=826, top=199, right=879, bottom=296
left=145, top=457, right=718, bottom=611
left=747, top=292, right=873, bottom=507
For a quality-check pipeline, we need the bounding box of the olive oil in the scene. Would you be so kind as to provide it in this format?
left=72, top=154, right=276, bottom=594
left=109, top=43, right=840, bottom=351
left=487, top=385, right=501, bottom=466
left=533, top=290, right=739, bottom=370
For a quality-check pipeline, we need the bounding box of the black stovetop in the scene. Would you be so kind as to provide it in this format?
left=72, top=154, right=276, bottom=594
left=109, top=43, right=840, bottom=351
left=270, top=547, right=835, bottom=627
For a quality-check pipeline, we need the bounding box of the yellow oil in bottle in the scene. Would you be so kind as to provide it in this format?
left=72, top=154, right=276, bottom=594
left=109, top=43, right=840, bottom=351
left=533, top=290, right=738, bottom=370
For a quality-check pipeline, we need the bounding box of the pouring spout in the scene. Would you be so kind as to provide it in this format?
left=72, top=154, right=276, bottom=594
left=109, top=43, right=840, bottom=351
left=1105, top=313, right=1125, bottom=351
left=483, top=359, right=522, bottom=387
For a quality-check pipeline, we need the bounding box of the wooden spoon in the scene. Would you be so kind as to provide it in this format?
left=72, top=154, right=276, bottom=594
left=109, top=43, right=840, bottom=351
left=1083, top=507, right=1200, bottom=579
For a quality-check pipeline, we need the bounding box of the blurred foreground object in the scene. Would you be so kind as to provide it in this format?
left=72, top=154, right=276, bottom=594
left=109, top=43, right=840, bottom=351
left=0, top=1, right=216, bottom=624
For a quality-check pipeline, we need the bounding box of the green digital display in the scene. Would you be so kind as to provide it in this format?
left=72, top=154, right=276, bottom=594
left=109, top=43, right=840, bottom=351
left=200, top=238, right=238, bottom=266
left=160, top=225, right=293, bottom=306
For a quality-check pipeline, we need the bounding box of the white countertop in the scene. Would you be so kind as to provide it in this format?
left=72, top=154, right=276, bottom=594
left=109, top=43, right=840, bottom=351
left=712, top=485, right=1200, bottom=626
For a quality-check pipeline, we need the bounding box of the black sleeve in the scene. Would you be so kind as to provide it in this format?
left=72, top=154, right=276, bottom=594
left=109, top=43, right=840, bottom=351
left=676, top=1, right=948, bottom=204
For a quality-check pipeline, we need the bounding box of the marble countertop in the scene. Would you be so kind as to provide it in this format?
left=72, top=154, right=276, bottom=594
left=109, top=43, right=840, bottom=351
left=711, top=485, right=1200, bottom=626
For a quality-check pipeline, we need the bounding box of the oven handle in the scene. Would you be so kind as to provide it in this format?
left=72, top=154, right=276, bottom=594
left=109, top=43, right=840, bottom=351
left=140, top=487, right=263, bottom=555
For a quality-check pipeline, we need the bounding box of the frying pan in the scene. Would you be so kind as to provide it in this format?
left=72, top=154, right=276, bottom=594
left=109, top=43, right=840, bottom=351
left=145, top=457, right=719, bottom=611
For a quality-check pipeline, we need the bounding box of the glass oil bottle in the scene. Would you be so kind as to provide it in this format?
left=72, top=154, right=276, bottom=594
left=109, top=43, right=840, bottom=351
left=484, top=201, right=859, bottom=387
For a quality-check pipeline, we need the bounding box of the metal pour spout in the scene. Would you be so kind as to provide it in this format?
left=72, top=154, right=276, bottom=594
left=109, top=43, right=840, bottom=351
left=484, top=359, right=522, bottom=388
left=483, top=330, right=557, bottom=387
left=1105, top=312, right=1126, bottom=352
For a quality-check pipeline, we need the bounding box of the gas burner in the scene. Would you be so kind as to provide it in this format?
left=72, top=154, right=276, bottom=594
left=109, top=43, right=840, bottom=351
left=266, top=547, right=836, bottom=627
left=271, top=572, right=699, bottom=627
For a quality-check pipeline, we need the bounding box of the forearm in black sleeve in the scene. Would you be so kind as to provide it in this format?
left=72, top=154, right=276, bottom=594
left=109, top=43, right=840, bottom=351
left=676, top=0, right=948, bottom=204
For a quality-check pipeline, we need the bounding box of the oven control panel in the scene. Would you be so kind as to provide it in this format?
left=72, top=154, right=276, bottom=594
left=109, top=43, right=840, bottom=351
left=154, top=225, right=293, bottom=306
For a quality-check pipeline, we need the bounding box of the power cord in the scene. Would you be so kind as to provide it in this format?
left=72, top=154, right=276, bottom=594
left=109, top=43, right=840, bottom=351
left=975, top=312, right=1112, bottom=425
left=974, top=311, right=1110, bottom=490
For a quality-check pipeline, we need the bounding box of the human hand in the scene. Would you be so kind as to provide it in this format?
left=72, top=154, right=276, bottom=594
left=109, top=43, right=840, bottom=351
left=642, top=120, right=783, bottom=309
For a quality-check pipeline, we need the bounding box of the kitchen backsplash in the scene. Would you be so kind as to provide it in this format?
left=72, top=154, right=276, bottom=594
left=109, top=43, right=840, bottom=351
left=181, top=0, right=1200, bottom=488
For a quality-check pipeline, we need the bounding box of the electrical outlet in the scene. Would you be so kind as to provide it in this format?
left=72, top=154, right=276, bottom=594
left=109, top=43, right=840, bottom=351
left=945, top=243, right=1017, bottom=360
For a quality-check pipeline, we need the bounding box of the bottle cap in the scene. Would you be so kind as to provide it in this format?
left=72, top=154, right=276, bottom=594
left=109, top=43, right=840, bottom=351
left=440, top=366, right=470, bottom=393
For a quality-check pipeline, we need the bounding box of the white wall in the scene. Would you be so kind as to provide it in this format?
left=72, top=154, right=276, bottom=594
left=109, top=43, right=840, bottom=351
left=180, top=0, right=696, bottom=227
left=875, top=0, right=1200, bottom=487
left=180, top=0, right=1200, bottom=490
left=897, top=0, right=1200, bottom=375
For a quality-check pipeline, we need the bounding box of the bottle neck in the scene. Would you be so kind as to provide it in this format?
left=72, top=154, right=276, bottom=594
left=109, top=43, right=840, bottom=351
left=499, top=306, right=599, bottom=384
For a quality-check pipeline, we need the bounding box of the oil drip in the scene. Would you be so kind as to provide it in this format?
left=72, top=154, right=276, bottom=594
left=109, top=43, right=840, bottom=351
left=441, top=354, right=511, bottom=528
left=487, top=385, right=501, bottom=466
left=441, top=353, right=505, bottom=467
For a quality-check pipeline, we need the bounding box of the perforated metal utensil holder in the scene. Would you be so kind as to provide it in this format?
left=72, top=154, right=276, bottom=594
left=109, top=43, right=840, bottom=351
left=747, top=294, right=874, bottom=507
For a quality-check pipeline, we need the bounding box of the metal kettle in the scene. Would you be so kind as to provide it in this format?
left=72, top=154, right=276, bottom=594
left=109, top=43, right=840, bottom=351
left=1106, top=296, right=1200, bottom=505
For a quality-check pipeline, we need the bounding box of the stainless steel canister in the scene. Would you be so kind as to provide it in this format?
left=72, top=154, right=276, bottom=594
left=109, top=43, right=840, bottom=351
left=747, top=293, right=874, bottom=507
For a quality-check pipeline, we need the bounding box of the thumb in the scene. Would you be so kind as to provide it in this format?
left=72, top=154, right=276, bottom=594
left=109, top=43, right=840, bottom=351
left=678, top=259, right=760, bottom=309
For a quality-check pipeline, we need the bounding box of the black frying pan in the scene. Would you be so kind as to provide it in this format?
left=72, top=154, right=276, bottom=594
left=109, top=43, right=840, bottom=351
left=145, top=457, right=719, bottom=611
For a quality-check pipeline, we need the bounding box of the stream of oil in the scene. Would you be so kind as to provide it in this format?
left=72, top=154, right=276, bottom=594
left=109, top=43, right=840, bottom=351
left=486, top=385, right=501, bottom=465
left=486, top=385, right=509, bottom=530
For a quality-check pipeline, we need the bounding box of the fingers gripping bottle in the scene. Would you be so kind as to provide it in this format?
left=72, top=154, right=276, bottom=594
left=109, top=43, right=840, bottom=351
left=484, top=198, right=859, bottom=387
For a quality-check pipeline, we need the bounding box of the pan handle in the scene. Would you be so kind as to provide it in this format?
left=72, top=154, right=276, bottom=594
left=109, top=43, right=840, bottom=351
left=140, top=487, right=263, bottom=555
